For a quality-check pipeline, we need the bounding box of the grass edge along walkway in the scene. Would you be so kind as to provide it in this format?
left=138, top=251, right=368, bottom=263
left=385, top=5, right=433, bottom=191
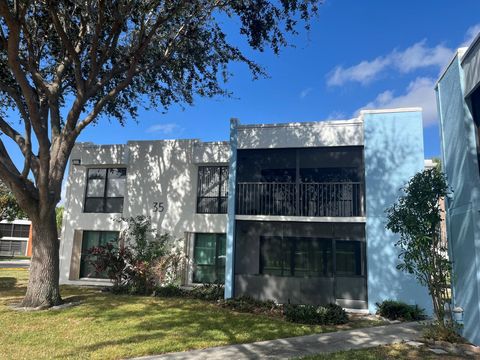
left=131, top=322, right=424, bottom=360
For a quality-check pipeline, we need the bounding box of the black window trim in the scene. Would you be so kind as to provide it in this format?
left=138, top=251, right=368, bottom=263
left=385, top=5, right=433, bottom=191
left=196, top=165, right=229, bottom=214
left=79, top=230, right=120, bottom=279
left=83, top=167, right=126, bottom=213
left=259, top=236, right=365, bottom=279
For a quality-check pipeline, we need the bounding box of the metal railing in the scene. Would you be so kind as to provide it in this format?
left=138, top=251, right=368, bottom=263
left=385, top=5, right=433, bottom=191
left=236, top=182, right=364, bottom=217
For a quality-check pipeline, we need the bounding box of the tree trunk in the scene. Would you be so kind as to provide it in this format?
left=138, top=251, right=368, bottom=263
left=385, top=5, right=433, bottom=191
left=21, top=208, right=62, bottom=308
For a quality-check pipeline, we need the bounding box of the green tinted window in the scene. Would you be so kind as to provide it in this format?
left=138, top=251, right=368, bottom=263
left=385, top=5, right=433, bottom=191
left=193, top=233, right=226, bottom=283
left=80, top=231, right=119, bottom=278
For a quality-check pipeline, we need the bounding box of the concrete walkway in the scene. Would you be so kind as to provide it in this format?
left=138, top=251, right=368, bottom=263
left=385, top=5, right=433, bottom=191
left=133, top=322, right=424, bottom=360
left=0, top=259, right=30, bottom=269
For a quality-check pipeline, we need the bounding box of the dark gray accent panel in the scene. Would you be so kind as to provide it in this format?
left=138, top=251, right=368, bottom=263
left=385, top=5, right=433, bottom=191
left=235, top=275, right=335, bottom=305
left=336, top=277, right=367, bottom=301
left=234, top=220, right=367, bottom=308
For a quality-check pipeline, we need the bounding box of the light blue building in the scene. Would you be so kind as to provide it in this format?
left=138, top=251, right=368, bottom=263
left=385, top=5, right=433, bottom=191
left=436, top=35, right=480, bottom=346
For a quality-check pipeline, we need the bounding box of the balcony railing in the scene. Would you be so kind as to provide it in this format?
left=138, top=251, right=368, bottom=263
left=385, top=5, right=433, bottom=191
left=236, top=182, right=364, bottom=217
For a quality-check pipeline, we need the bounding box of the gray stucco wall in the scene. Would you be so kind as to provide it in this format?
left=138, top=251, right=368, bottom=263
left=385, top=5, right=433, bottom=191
left=437, top=52, right=480, bottom=346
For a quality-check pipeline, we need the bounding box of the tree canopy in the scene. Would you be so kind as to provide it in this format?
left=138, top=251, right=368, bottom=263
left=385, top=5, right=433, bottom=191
left=0, top=0, right=320, bottom=307
left=386, top=167, right=451, bottom=325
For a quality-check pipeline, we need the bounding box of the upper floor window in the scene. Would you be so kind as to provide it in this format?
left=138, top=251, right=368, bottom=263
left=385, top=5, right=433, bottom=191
left=84, top=168, right=126, bottom=213
left=197, top=166, right=228, bottom=214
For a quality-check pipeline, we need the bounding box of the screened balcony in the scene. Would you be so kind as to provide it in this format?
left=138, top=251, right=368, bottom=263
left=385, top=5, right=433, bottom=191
left=236, top=147, right=365, bottom=217
left=237, top=181, right=364, bottom=217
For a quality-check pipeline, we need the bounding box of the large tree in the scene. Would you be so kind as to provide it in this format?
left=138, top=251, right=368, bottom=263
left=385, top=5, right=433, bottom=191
left=0, top=0, right=320, bottom=307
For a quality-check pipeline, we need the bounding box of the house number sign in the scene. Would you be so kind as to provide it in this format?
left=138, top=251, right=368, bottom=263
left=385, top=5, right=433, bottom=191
left=153, top=202, right=165, bottom=213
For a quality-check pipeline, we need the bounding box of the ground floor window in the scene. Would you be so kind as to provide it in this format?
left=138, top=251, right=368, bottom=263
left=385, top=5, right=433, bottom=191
left=260, top=237, right=363, bottom=278
left=79, top=231, right=119, bottom=278
left=335, top=240, right=363, bottom=276
left=193, top=233, right=226, bottom=284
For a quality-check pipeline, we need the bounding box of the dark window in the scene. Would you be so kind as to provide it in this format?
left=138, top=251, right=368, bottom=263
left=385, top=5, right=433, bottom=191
left=12, top=224, right=30, bottom=238
left=0, top=223, right=13, bottom=238
left=84, top=168, right=126, bottom=213
left=335, top=241, right=364, bottom=276
left=260, top=237, right=333, bottom=277
left=79, top=231, right=119, bottom=278
left=470, top=87, right=480, bottom=176
left=196, top=166, right=228, bottom=214
left=193, top=233, right=226, bottom=283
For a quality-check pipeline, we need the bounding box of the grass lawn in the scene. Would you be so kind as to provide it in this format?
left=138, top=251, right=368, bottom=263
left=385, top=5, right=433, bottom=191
left=300, top=343, right=467, bottom=359
left=0, top=256, right=31, bottom=261
left=0, top=269, right=385, bottom=360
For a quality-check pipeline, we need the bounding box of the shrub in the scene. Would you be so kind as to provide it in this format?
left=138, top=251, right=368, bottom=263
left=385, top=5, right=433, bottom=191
left=376, top=300, right=426, bottom=321
left=189, top=283, right=225, bottom=301
left=154, top=283, right=186, bottom=298
left=423, top=321, right=465, bottom=343
left=284, top=303, right=348, bottom=325
left=220, top=296, right=279, bottom=315
left=89, top=216, right=181, bottom=295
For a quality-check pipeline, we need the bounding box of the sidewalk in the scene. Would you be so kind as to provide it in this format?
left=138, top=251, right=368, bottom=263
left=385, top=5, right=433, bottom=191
left=0, top=259, right=30, bottom=269
left=133, top=322, right=423, bottom=360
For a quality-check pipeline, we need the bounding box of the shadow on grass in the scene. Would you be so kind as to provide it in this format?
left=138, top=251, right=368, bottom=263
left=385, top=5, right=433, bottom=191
left=0, top=277, right=17, bottom=289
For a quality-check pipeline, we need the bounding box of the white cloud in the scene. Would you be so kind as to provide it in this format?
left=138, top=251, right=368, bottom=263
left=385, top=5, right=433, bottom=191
left=462, top=23, right=480, bottom=47
left=358, top=77, right=438, bottom=127
left=327, top=58, right=390, bottom=86
left=327, top=40, right=453, bottom=87
left=299, top=87, right=313, bottom=99
left=146, top=122, right=180, bottom=134
left=391, top=41, right=453, bottom=73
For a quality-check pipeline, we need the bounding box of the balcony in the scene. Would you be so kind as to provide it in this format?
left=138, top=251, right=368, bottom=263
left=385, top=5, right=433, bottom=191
left=236, top=182, right=364, bottom=217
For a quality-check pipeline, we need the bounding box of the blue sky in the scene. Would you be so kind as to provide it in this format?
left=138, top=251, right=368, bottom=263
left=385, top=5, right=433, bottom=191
left=4, top=1, right=480, bottom=170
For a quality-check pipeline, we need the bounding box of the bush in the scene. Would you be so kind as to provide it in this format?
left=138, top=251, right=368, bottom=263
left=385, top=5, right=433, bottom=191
left=189, top=283, right=225, bottom=301
left=423, top=321, right=465, bottom=343
left=154, top=284, right=186, bottom=298
left=284, top=303, right=348, bottom=325
left=220, top=296, right=279, bottom=315
left=89, top=216, right=182, bottom=295
left=376, top=300, right=426, bottom=321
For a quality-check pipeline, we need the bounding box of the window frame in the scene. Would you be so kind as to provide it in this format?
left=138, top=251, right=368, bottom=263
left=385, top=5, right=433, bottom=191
left=196, top=165, right=229, bottom=214
left=79, top=230, right=120, bottom=279
left=83, top=167, right=127, bottom=213
left=259, top=236, right=365, bottom=279
left=192, top=233, right=226, bottom=284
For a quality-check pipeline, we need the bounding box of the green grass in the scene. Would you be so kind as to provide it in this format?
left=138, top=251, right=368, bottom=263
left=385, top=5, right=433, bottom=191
left=0, top=269, right=385, bottom=360
left=0, top=256, right=31, bottom=261
left=300, top=343, right=466, bottom=359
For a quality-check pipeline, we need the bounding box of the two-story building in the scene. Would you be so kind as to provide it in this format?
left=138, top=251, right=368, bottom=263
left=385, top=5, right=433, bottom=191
left=59, top=108, right=432, bottom=313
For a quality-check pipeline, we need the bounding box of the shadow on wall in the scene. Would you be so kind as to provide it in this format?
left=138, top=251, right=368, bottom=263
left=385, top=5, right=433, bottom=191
left=363, top=112, right=432, bottom=314
left=60, top=140, right=229, bottom=283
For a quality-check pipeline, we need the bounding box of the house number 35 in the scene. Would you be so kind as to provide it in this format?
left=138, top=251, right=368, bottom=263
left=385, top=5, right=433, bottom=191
left=153, top=202, right=165, bottom=213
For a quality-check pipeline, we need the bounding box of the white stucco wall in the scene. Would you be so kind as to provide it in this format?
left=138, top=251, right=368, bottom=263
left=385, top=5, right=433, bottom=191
left=59, top=140, right=228, bottom=285
left=237, top=119, right=363, bottom=149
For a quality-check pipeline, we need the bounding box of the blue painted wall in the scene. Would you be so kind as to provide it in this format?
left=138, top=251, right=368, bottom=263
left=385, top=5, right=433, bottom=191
left=436, top=53, right=480, bottom=346
left=363, top=110, right=432, bottom=314
left=225, top=118, right=238, bottom=299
